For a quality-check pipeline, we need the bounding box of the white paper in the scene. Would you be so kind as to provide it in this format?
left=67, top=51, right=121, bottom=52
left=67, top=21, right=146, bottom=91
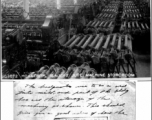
left=14, top=81, right=136, bottom=120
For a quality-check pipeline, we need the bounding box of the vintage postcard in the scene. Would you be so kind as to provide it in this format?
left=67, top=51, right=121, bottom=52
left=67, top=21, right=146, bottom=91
left=1, top=0, right=151, bottom=79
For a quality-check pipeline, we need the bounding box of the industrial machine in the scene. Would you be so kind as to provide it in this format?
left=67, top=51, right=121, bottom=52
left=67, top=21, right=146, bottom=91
left=2, top=23, right=27, bottom=78
left=1, top=0, right=150, bottom=79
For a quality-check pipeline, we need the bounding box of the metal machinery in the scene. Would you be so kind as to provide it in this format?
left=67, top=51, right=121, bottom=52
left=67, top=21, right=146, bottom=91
left=2, top=6, right=68, bottom=78
left=2, top=0, right=150, bottom=79
left=30, top=33, right=135, bottom=79
left=25, top=0, right=136, bottom=79
left=2, top=23, right=27, bottom=78
left=120, top=0, right=150, bottom=53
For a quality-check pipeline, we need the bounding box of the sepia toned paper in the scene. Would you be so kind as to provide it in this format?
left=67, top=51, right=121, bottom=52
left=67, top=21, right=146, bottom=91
left=14, top=81, right=136, bottom=120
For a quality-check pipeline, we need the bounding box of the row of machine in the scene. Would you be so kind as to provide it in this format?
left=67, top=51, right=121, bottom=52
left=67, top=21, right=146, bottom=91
left=2, top=0, right=150, bottom=79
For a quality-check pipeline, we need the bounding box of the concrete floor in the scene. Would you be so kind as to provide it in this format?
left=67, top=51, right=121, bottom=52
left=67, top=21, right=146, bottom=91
left=134, top=53, right=150, bottom=77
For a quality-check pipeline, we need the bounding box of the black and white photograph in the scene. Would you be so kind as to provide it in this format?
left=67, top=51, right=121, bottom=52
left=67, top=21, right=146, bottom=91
left=1, top=0, right=151, bottom=79
left=0, top=1, right=151, bottom=120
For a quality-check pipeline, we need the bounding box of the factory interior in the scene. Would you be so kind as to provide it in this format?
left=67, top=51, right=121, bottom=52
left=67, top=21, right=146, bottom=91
left=1, top=0, right=151, bottom=79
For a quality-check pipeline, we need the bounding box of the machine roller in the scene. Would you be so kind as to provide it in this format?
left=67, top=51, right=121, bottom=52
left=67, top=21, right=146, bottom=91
left=124, top=35, right=129, bottom=49
left=103, top=35, right=111, bottom=49
left=75, top=35, right=88, bottom=48
left=88, top=34, right=100, bottom=48
left=127, top=39, right=132, bottom=51
left=87, top=21, right=92, bottom=26
left=68, top=35, right=82, bottom=48
left=99, top=21, right=105, bottom=27
left=103, top=21, right=109, bottom=28
left=81, top=35, right=93, bottom=49
left=128, top=22, right=131, bottom=29
left=63, top=35, right=76, bottom=46
left=124, top=21, right=126, bottom=28
left=121, top=20, right=149, bottom=33
left=99, top=13, right=103, bottom=18
left=95, top=35, right=105, bottom=50
left=145, top=24, right=149, bottom=29
left=94, top=21, right=100, bottom=27
left=132, top=21, right=135, bottom=28
left=108, top=21, right=113, bottom=28
left=91, top=21, right=97, bottom=26
left=140, top=23, right=145, bottom=30
left=135, top=21, right=140, bottom=28
left=110, top=34, right=117, bottom=47
left=117, top=35, right=122, bottom=51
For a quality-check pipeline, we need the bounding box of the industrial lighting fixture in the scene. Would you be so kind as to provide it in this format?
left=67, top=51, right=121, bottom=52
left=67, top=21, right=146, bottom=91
left=2, top=59, right=7, bottom=64
left=42, top=15, right=53, bottom=27
left=74, top=0, right=77, bottom=5
left=46, top=15, right=52, bottom=19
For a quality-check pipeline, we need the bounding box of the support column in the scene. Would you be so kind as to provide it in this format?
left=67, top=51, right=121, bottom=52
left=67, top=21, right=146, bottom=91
left=23, top=0, right=30, bottom=19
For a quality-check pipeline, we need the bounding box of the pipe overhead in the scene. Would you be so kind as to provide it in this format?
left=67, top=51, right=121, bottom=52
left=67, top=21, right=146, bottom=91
left=89, top=34, right=100, bottom=48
